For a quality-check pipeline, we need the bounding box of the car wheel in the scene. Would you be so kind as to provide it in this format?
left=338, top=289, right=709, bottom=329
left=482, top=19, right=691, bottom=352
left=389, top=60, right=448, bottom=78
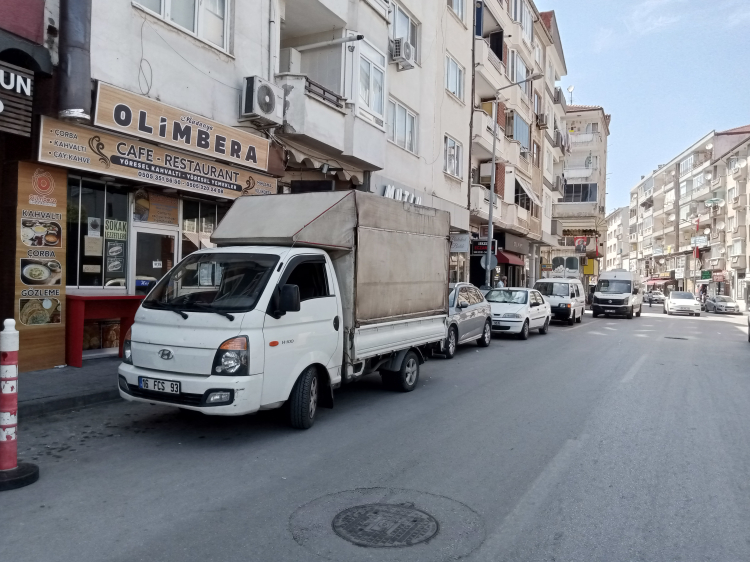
left=627, top=307, right=633, bottom=319
left=539, top=316, right=550, bottom=334
left=636, top=306, right=641, bottom=318
left=444, top=326, right=457, bottom=359
left=663, top=306, right=667, bottom=315
left=567, top=311, right=575, bottom=326
left=575, top=309, right=582, bottom=323
left=593, top=311, right=599, bottom=318
left=747, top=323, right=750, bottom=342
left=477, top=320, right=492, bottom=347
left=517, top=320, right=530, bottom=340
left=383, top=351, right=420, bottom=393
left=289, top=366, right=319, bottom=429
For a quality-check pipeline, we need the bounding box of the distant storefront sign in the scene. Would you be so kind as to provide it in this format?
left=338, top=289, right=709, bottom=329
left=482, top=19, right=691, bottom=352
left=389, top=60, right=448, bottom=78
left=0, top=61, right=34, bottom=137
left=675, top=267, right=685, bottom=280
left=701, top=270, right=711, bottom=280
left=500, top=233, right=529, bottom=255
left=450, top=234, right=471, bottom=253
left=471, top=239, right=498, bottom=255
left=713, top=272, right=725, bottom=282
left=691, top=235, right=708, bottom=248
left=654, top=271, right=674, bottom=280
left=541, top=263, right=553, bottom=272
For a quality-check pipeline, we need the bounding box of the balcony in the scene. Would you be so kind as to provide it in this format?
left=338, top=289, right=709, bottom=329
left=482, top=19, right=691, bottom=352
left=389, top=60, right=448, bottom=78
left=711, top=176, right=725, bottom=191
left=554, top=87, right=568, bottom=112
left=470, top=184, right=499, bottom=222
left=678, top=192, right=692, bottom=206
left=732, top=194, right=747, bottom=210
left=710, top=231, right=725, bottom=246
left=474, top=38, right=510, bottom=98
left=693, top=182, right=710, bottom=201
left=643, top=246, right=653, bottom=257
left=653, top=206, right=665, bottom=217
left=707, top=257, right=726, bottom=270
left=731, top=165, right=748, bottom=181
left=730, top=255, right=747, bottom=269
left=629, top=215, right=638, bottom=226
left=472, top=110, right=510, bottom=161
left=568, top=132, right=603, bottom=149
left=553, top=201, right=599, bottom=222
left=652, top=226, right=665, bottom=238
left=679, top=244, right=692, bottom=253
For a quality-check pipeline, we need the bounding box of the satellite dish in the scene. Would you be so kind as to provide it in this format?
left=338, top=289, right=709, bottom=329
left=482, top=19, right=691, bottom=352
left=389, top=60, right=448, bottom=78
left=720, top=247, right=726, bottom=254
left=739, top=158, right=748, bottom=169
left=703, top=227, right=711, bottom=235
left=705, top=143, right=713, bottom=150
left=717, top=220, right=726, bottom=230
left=718, top=199, right=726, bottom=207
left=668, top=213, right=676, bottom=221
left=659, top=259, right=665, bottom=265
left=567, top=85, right=575, bottom=93
left=705, top=172, right=713, bottom=180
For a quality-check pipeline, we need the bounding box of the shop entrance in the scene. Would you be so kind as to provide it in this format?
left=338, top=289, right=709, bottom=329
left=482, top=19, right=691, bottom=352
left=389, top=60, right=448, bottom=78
left=130, top=226, right=177, bottom=296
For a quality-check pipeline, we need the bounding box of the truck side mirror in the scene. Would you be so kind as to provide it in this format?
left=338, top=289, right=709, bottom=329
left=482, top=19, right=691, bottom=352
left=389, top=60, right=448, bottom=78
left=279, top=284, right=301, bottom=313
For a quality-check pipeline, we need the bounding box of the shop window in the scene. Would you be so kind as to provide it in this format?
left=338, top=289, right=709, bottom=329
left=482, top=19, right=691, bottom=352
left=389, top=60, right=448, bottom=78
left=67, top=177, right=129, bottom=288
left=182, top=199, right=228, bottom=259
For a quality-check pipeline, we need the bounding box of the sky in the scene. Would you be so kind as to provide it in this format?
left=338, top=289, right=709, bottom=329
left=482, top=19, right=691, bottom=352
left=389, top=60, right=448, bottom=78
left=538, top=0, right=750, bottom=213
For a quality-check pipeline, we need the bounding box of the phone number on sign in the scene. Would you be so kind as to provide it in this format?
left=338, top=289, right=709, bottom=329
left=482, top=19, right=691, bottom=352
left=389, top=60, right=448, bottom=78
left=137, top=171, right=182, bottom=185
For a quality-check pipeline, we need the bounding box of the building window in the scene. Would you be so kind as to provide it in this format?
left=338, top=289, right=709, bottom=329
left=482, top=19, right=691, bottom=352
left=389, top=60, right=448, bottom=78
left=390, top=4, right=419, bottom=62
left=679, top=155, right=694, bottom=177
left=512, top=0, right=533, bottom=44
left=732, top=239, right=743, bottom=255
left=511, top=113, right=530, bottom=151
left=562, top=183, right=598, bottom=203
left=359, top=41, right=386, bottom=120
left=532, top=141, right=540, bottom=168
left=508, top=51, right=531, bottom=97
left=545, top=149, right=553, bottom=174
left=445, top=55, right=464, bottom=100
left=444, top=135, right=463, bottom=178
left=447, top=0, right=464, bottom=20
left=181, top=199, right=229, bottom=259
left=135, top=0, right=230, bottom=51
left=387, top=99, right=417, bottom=154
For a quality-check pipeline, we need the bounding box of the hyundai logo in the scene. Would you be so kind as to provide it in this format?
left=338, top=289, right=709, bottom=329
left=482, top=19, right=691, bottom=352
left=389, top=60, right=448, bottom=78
left=158, top=349, right=174, bottom=360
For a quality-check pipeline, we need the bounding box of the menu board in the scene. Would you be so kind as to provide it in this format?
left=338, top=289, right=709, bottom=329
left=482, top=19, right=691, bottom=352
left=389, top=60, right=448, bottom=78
left=133, top=189, right=179, bottom=225
left=15, top=162, right=67, bottom=371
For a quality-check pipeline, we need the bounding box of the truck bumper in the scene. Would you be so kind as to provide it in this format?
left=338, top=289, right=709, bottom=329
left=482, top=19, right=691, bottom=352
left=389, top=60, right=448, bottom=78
left=117, top=363, right=263, bottom=416
left=592, top=304, right=630, bottom=316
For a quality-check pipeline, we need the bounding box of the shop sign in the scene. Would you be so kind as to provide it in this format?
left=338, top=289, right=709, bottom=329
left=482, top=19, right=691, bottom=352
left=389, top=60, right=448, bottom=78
left=713, top=272, right=725, bottom=282
left=450, top=234, right=470, bottom=253
left=654, top=271, right=674, bottom=280
left=501, top=233, right=529, bottom=255
left=383, top=184, right=423, bottom=205
left=14, top=162, right=67, bottom=371
left=94, top=82, right=270, bottom=172
left=133, top=189, right=179, bottom=225
left=541, top=264, right=553, bottom=272
left=105, top=220, right=127, bottom=240
left=675, top=267, right=685, bottom=279
left=471, top=239, right=497, bottom=255
left=691, top=235, right=708, bottom=248
left=701, top=270, right=711, bottom=280
left=38, top=116, right=276, bottom=199
left=0, top=61, right=33, bottom=137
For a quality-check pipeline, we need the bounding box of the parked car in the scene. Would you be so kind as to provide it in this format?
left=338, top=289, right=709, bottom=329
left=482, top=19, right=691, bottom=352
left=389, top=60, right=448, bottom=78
left=705, top=295, right=740, bottom=314
left=485, top=288, right=552, bottom=340
left=445, top=283, right=492, bottom=358
left=533, top=278, right=586, bottom=325
left=645, top=290, right=665, bottom=304
left=664, top=291, right=702, bottom=316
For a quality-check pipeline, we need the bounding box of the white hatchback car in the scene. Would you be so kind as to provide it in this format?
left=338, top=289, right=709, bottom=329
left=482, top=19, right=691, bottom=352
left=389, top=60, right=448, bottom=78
left=486, top=288, right=552, bottom=340
left=664, top=291, right=702, bottom=316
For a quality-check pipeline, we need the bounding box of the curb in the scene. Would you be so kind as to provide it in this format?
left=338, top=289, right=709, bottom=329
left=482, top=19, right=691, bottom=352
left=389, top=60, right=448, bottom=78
left=19, top=389, right=121, bottom=419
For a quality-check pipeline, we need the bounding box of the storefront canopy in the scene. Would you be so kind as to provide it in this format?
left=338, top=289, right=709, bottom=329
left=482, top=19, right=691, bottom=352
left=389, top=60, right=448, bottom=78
left=515, top=177, right=541, bottom=207
left=496, top=251, right=525, bottom=266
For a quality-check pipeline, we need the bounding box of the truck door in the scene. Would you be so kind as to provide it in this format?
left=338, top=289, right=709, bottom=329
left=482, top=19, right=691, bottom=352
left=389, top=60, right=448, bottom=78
left=261, top=256, right=340, bottom=405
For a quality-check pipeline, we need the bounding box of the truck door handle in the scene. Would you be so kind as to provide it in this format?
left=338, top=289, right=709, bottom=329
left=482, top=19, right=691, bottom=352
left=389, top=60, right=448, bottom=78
left=333, top=316, right=339, bottom=331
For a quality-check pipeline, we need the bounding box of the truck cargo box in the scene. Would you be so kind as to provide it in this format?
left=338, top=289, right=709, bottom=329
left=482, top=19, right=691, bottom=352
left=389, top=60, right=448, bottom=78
left=212, top=191, right=451, bottom=328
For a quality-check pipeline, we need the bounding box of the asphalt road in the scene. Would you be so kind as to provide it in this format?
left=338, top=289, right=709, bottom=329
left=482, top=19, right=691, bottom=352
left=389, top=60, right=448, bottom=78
left=3, top=309, right=750, bottom=562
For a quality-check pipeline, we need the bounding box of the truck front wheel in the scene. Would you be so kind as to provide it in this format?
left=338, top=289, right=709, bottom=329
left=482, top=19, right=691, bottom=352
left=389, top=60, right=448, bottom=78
left=382, top=350, right=420, bottom=392
left=289, top=366, right=319, bottom=429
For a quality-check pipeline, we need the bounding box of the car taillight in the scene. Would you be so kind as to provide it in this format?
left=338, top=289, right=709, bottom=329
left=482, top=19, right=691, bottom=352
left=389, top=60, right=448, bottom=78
left=212, top=336, right=249, bottom=376
left=123, top=327, right=133, bottom=365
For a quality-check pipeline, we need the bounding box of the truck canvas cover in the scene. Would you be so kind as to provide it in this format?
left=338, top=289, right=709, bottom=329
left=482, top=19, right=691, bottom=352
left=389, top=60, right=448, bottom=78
left=212, top=191, right=451, bottom=326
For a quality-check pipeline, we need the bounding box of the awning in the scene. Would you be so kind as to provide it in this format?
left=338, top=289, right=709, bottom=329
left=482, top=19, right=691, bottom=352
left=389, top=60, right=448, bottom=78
left=515, top=177, right=541, bottom=207
left=283, top=140, right=364, bottom=185
left=497, top=251, right=525, bottom=266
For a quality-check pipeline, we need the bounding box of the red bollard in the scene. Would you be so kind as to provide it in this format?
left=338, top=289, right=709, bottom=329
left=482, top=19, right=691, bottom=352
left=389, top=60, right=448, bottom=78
left=0, top=319, right=39, bottom=491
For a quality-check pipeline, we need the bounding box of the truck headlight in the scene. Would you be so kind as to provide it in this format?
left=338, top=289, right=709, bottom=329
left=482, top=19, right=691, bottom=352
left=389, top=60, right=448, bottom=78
left=212, top=336, right=249, bottom=376
left=123, top=328, right=133, bottom=365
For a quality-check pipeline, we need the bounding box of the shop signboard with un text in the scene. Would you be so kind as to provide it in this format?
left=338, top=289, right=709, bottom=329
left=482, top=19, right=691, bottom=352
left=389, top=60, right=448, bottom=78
left=38, top=116, right=276, bottom=199
left=93, top=82, right=270, bottom=172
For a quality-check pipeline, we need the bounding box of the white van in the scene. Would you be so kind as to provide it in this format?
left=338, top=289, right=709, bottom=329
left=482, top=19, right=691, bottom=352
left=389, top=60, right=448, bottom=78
left=533, top=278, right=586, bottom=325
left=592, top=269, right=643, bottom=319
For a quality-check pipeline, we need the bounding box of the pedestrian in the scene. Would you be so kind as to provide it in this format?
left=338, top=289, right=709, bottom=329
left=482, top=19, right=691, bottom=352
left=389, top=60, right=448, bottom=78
left=648, top=288, right=653, bottom=307
left=497, top=275, right=507, bottom=288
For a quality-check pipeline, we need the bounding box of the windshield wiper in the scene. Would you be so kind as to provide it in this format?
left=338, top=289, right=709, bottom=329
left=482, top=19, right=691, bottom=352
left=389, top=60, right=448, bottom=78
left=191, top=302, right=235, bottom=321
left=149, top=301, right=189, bottom=319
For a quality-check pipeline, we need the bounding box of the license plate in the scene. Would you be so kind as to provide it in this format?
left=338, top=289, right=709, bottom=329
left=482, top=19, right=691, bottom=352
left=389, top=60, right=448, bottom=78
left=492, top=321, right=503, bottom=326
left=605, top=309, right=615, bottom=313
left=138, top=376, right=180, bottom=394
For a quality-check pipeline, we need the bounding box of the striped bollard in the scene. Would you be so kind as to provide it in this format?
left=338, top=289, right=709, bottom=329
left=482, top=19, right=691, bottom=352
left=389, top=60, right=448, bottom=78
left=0, top=319, right=39, bottom=491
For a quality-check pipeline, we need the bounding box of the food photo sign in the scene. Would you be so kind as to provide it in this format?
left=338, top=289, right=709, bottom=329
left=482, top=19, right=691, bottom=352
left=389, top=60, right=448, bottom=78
left=15, top=162, right=67, bottom=371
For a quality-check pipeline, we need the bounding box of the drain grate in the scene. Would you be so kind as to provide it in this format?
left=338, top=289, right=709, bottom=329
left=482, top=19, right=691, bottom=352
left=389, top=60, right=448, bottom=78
left=332, top=503, right=439, bottom=548
left=664, top=337, right=688, bottom=340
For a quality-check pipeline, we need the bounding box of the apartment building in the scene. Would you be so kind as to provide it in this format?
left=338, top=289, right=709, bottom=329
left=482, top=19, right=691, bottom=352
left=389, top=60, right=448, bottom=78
left=469, top=1, right=570, bottom=288
left=628, top=125, right=750, bottom=299
left=277, top=0, right=472, bottom=282
left=604, top=206, right=628, bottom=271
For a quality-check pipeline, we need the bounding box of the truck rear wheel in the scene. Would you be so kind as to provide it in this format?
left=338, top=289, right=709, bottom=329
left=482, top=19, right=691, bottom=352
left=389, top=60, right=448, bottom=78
left=382, top=351, right=420, bottom=392
left=289, top=366, right=318, bottom=429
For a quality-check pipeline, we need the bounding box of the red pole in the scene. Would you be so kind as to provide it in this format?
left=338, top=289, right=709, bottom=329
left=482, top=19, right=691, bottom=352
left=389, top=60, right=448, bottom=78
left=0, top=319, right=39, bottom=491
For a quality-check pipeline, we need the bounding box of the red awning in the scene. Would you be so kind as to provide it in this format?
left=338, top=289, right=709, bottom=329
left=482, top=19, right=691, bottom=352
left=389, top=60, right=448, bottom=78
left=496, top=251, right=525, bottom=266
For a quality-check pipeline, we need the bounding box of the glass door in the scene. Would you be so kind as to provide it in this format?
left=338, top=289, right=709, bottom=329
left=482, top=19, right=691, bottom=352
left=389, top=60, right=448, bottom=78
left=132, top=228, right=177, bottom=296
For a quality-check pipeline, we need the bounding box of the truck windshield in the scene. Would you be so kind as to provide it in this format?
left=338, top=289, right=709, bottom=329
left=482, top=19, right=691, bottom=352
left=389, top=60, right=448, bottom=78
left=596, top=280, right=632, bottom=294
left=534, top=282, right=570, bottom=297
left=143, top=253, right=279, bottom=313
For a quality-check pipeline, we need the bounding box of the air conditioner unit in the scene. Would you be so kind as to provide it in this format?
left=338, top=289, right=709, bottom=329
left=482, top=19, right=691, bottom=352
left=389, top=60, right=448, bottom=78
left=520, top=148, right=530, bottom=160
left=240, top=76, right=284, bottom=126
left=536, top=114, right=549, bottom=129
left=392, top=38, right=415, bottom=70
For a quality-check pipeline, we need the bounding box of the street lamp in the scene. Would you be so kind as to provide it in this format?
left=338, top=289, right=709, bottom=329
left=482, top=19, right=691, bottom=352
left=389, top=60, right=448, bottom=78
left=484, top=72, right=544, bottom=289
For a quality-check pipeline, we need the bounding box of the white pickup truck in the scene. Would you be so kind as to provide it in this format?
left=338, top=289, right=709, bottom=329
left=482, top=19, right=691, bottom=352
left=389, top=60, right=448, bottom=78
left=118, top=191, right=451, bottom=428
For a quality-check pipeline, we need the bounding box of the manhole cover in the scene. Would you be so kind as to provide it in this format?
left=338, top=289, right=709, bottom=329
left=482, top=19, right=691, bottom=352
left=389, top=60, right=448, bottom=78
left=332, top=503, right=438, bottom=548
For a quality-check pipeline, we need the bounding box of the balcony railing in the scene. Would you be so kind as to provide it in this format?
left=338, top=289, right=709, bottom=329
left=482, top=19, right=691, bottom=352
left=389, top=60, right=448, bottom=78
left=484, top=39, right=506, bottom=77
left=305, top=77, right=345, bottom=108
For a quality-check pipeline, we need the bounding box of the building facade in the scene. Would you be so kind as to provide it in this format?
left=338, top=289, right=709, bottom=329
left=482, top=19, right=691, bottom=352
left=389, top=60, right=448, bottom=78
left=628, top=125, right=750, bottom=300
left=604, top=206, right=628, bottom=271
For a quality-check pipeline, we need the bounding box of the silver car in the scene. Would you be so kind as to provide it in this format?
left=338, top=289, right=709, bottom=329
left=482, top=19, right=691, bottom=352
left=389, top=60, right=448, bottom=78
left=444, top=283, right=492, bottom=359
left=705, top=295, right=740, bottom=314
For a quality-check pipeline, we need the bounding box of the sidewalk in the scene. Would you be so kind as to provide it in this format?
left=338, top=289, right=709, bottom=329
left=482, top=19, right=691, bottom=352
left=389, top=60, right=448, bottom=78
left=19, top=356, right=122, bottom=418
